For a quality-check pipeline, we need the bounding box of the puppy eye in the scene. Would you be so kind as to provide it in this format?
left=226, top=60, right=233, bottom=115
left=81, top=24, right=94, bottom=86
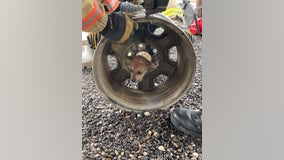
left=137, top=71, right=142, bottom=75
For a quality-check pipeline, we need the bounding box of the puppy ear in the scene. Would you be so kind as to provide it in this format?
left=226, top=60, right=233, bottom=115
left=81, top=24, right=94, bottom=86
left=125, top=56, right=133, bottom=66
left=146, top=61, right=156, bottom=69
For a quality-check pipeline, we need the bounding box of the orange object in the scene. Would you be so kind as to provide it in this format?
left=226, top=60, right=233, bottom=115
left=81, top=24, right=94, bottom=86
left=103, top=0, right=120, bottom=14
left=82, top=1, right=103, bottom=31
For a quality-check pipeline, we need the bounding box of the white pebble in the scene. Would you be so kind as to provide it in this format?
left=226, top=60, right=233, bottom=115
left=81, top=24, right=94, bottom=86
left=144, top=112, right=150, bottom=116
left=137, top=114, right=141, bottom=118
left=188, top=144, right=193, bottom=150
left=153, top=132, right=159, bottom=137
left=191, top=152, right=199, bottom=158
left=158, top=146, right=166, bottom=151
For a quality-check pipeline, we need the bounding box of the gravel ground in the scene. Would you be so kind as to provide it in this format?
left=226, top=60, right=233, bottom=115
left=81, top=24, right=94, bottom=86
left=82, top=37, right=202, bottom=160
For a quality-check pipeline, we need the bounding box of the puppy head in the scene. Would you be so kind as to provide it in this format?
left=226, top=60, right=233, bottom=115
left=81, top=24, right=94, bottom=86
left=125, top=55, right=155, bottom=83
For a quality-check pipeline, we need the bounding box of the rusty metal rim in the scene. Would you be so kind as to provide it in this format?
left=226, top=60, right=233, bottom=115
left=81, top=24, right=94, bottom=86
left=93, top=14, right=196, bottom=111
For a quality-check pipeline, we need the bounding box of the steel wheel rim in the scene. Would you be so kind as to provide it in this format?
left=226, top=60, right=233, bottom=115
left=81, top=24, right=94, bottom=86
left=93, top=14, right=196, bottom=111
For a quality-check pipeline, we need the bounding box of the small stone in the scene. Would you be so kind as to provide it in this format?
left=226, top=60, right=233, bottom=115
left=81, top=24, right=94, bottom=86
left=158, top=146, right=166, bottom=151
left=170, top=134, right=175, bottom=138
left=153, top=132, right=159, bottom=137
left=125, top=115, right=131, bottom=119
left=144, top=112, right=150, bottom=116
left=115, top=110, right=122, bottom=114
left=121, top=152, right=125, bottom=156
left=145, top=134, right=151, bottom=140
left=137, top=114, right=141, bottom=118
left=92, top=147, right=101, bottom=153
left=108, top=102, right=113, bottom=107
left=115, top=150, right=119, bottom=156
left=143, top=152, right=148, bottom=156
left=191, top=152, right=199, bottom=158
left=95, top=105, right=104, bottom=109
left=171, top=141, right=179, bottom=148
left=188, top=144, right=194, bottom=150
left=129, top=154, right=134, bottom=158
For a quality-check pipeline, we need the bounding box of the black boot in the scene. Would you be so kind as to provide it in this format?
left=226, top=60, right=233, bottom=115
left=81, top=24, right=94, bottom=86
left=171, top=107, right=202, bottom=137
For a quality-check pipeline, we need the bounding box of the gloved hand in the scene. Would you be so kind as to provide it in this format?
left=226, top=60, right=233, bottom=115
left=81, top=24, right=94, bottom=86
left=87, top=33, right=102, bottom=50
left=117, top=1, right=143, bottom=12
left=100, top=12, right=138, bottom=43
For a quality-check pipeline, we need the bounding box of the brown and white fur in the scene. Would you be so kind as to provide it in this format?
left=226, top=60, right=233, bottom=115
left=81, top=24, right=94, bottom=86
left=125, top=51, right=156, bottom=83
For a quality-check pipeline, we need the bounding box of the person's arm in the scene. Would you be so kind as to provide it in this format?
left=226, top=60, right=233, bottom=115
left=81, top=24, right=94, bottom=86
left=82, top=0, right=140, bottom=43
left=117, top=1, right=143, bottom=12
left=82, top=0, right=108, bottom=33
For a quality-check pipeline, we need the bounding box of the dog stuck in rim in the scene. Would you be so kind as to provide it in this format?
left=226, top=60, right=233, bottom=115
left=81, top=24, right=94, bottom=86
left=125, top=51, right=156, bottom=83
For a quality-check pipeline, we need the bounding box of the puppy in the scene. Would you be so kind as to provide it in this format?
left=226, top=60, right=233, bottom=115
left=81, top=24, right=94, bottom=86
left=125, top=51, right=156, bottom=83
